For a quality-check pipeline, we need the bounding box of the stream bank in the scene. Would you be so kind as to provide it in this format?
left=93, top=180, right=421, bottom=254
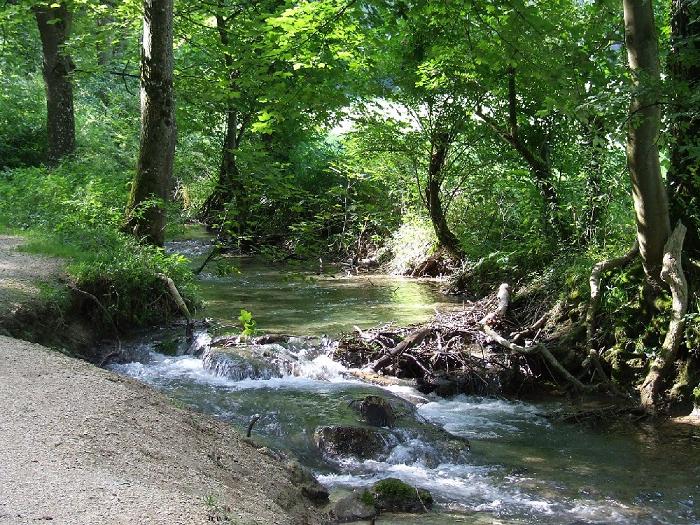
left=0, top=235, right=96, bottom=354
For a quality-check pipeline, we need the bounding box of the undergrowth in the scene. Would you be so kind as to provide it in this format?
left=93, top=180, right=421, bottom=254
left=0, top=154, right=197, bottom=329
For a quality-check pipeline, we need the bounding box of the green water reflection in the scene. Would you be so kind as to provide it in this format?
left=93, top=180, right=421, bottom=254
left=198, top=257, right=459, bottom=335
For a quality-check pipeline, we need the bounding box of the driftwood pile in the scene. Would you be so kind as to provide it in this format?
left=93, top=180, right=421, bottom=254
left=332, top=286, right=541, bottom=396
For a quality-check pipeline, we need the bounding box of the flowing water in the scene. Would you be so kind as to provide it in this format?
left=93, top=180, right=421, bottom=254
left=110, top=238, right=700, bottom=524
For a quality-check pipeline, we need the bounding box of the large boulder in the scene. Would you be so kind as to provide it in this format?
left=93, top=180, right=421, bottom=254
left=314, top=426, right=396, bottom=460
left=371, top=478, right=433, bottom=513
left=332, top=491, right=377, bottom=523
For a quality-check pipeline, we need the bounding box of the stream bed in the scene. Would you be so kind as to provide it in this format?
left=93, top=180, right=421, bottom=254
left=110, top=241, right=700, bottom=524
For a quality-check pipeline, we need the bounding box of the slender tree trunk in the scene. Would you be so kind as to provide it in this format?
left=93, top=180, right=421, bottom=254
left=34, top=2, right=75, bottom=165
left=623, top=0, right=672, bottom=283
left=668, top=0, right=700, bottom=260
left=476, top=68, right=564, bottom=239
left=200, top=13, right=248, bottom=238
left=125, top=0, right=175, bottom=247
left=582, top=116, right=607, bottom=245
left=425, top=130, right=463, bottom=260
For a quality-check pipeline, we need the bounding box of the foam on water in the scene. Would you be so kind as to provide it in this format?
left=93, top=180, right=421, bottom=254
left=417, top=395, right=550, bottom=439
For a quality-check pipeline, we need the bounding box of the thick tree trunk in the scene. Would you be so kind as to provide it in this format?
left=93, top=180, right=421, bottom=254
left=623, top=0, right=672, bottom=283
left=125, top=0, right=175, bottom=247
left=425, top=130, right=463, bottom=260
left=668, top=0, right=700, bottom=260
left=34, top=2, right=75, bottom=165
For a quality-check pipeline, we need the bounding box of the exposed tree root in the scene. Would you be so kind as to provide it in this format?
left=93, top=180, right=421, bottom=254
left=584, top=241, right=639, bottom=389
left=640, top=222, right=688, bottom=411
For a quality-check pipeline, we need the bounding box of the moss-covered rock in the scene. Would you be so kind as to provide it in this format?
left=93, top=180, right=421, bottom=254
left=351, top=395, right=396, bottom=427
left=332, top=491, right=377, bottom=523
left=370, top=478, right=432, bottom=513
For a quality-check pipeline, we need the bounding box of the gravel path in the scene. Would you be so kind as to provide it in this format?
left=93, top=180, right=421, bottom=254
left=0, top=336, right=321, bottom=524
left=0, top=235, right=65, bottom=319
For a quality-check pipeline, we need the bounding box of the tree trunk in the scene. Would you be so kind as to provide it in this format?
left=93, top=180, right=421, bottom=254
left=125, top=0, right=176, bottom=247
left=668, top=0, right=700, bottom=261
left=582, top=116, right=607, bottom=245
left=640, top=223, right=688, bottom=410
left=475, top=68, right=564, bottom=239
left=199, top=13, right=247, bottom=237
left=425, top=130, right=463, bottom=260
left=200, top=106, right=247, bottom=234
left=34, top=2, right=75, bottom=165
left=623, top=0, right=672, bottom=283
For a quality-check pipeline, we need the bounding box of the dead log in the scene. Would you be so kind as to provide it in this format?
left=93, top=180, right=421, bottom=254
left=480, top=283, right=510, bottom=325
left=367, top=327, right=432, bottom=373
left=640, top=223, right=688, bottom=411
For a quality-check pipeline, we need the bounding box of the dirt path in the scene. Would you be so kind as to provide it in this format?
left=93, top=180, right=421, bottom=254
left=0, top=235, right=65, bottom=322
left=0, top=336, right=321, bottom=524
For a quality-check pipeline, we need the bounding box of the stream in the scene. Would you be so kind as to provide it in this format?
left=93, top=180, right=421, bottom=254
left=109, top=238, right=700, bottom=524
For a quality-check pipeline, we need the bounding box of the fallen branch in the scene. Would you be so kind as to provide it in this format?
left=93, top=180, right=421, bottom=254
left=195, top=245, right=222, bottom=275
left=511, top=312, right=548, bottom=344
left=640, top=223, right=688, bottom=411
left=246, top=413, right=261, bottom=437
left=367, top=327, right=432, bottom=373
left=157, top=273, right=192, bottom=323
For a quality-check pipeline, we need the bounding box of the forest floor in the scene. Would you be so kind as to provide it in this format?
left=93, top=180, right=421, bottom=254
left=0, top=237, right=322, bottom=524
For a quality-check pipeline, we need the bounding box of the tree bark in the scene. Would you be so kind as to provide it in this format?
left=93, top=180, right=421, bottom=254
left=34, top=2, right=75, bottom=165
left=425, top=129, right=463, bottom=260
left=125, top=0, right=176, bottom=247
left=623, top=0, right=672, bottom=283
left=667, top=0, right=700, bottom=260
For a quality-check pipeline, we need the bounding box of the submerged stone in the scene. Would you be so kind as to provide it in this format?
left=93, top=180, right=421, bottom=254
left=284, top=460, right=329, bottom=504
left=313, top=425, right=395, bottom=460
left=202, top=344, right=294, bottom=380
left=352, top=395, right=396, bottom=427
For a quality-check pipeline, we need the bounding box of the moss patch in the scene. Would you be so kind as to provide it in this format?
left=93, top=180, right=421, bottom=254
left=371, top=478, right=433, bottom=513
